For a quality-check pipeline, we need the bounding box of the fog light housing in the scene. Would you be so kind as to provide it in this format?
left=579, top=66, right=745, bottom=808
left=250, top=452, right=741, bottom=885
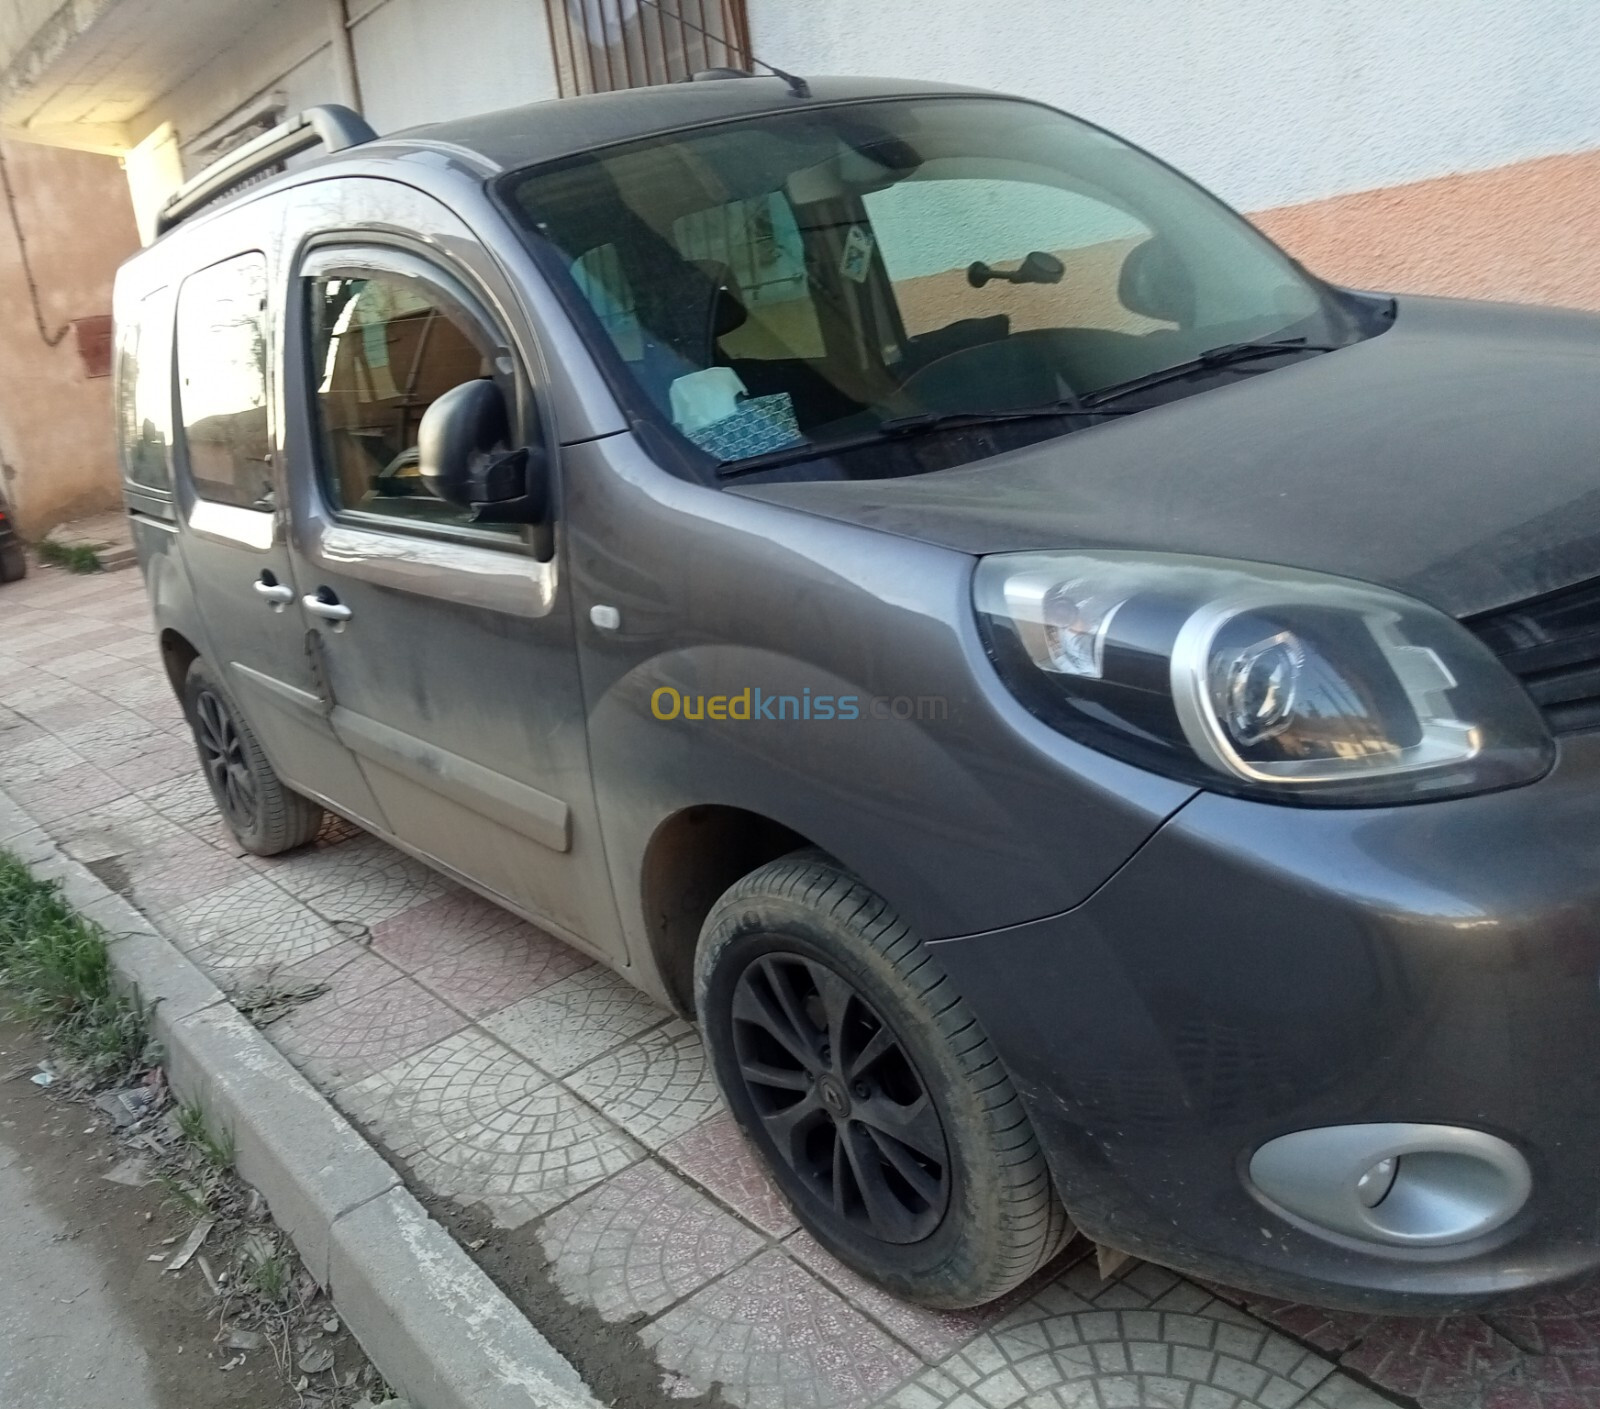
left=1249, top=1124, right=1531, bottom=1248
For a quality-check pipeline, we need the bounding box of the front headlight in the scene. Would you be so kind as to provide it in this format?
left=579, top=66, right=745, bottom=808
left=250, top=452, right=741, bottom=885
left=974, top=551, right=1553, bottom=805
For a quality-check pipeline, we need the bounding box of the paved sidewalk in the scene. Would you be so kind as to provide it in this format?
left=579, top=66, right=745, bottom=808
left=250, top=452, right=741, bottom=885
left=1, top=560, right=1593, bottom=1409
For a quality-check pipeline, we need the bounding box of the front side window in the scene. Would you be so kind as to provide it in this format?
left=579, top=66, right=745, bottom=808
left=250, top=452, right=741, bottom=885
left=176, top=253, right=272, bottom=508
left=306, top=267, right=516, bottom=534
left=504, top=97, right=1375, bottom=482
left=116, top=286, right=175, bottom=492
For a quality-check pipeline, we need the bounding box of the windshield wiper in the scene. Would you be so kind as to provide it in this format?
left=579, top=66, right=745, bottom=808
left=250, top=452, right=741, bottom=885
left=1084, top=337, right=1339, bottom=407
left=715, top=342, right=1338, bottom=479
left=716, top=403, right=1114, bottom=480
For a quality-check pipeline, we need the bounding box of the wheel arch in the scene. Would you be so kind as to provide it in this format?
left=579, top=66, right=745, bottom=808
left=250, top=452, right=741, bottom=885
left=158, top=628, right=200, bottom=701
left=639, top=804, right=813, bottom=1017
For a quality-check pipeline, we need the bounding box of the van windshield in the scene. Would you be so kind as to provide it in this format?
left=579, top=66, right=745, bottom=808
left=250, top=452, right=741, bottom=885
left=502, top=96, right=1363, bottom=481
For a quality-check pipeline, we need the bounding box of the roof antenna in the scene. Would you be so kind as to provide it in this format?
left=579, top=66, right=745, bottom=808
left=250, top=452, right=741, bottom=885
left=634, top=0, right=811, bottom=98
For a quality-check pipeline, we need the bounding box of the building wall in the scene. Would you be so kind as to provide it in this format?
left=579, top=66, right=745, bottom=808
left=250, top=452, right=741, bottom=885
left=746, top=0, right=1600, bottom=310
left=348, top=0, right=561, bottom=135
left=0, top=138, right=139, bottom=537
left=139, top=0, right=562, bottom=178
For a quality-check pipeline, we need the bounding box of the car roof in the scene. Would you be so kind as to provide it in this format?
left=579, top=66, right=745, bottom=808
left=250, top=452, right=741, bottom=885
left=126, top=76, right=1006, bottom=255
left=384, top=75, right=996, bottom=173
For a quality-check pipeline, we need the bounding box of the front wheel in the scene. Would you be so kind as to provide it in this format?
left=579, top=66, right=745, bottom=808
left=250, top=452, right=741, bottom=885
left=696, top=852, right=1072, bottom=1308
left=182, top=659, right=324, bottom=856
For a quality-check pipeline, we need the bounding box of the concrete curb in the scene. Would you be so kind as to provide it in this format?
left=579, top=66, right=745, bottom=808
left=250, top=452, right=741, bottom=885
left=0, top=786, right=597, bottom=1409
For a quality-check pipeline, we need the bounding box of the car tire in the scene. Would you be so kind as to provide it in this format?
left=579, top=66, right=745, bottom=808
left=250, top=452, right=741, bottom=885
left=696, top=851, right=1073, bottom=1308
left=0, top=543, right=25, bottom=582
left=182, top=658, right=324, bottom=856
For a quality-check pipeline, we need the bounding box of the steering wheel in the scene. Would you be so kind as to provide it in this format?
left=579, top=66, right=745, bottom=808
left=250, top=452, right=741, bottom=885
left=896, top=329, right=1088, bottom=413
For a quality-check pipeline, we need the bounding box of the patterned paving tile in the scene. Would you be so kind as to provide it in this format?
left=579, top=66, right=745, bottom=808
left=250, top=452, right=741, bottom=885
left=786, top=1229, right=1029, bottom=1365
left=0, top=734, right=84, bottom=787
left=1489, top=1275, right=1600, bottom=1357
left=1302, top=1375, right=1407, bottom=1409
left=882, top=1278, right=1334, bottom=1409
left=565, top=1018, right=723, bottom=1149
left=50, top=648, right=130, bottom=682
left=1231, top=1294, right=1379, bottom=1358
left=644, top=1248, right=921, bottom=1409
left=483, top=965, right=668, bottom=1076
left=660, top=1111, right=799, bottom=1238
left=102, top=735, right=197, bottom=790
left=8, top=762, right=130, bottom=823
left=136, top=771, right=223, bottom=830
left=252, top=831, right=449, bottom=925
left=53, top=707, right=171, bottom=759
left=371, top=889, right=532, bottom=971
left=539, top=1159, right=764, bottom=1320
left=49, top=793, right=182, bottom=863
left=270, top=973, right=466, bottom=1088
left=9, top=622, right=129, bottom=661
left=410, top=920, right=591, bottom=1018
left=1338, top=1316, right=1523, bottom=1409
left=118, top=835, right=263, bottom=920
left=14, top=686, right=123, bottom=731
left=241, top=941, right=400, bottom=1014
left=340, top=1029, right=641, bottom=1227
left=171, top=875, right=344, bottom=971
left=1478, top=1355, right=1600, bottom=1409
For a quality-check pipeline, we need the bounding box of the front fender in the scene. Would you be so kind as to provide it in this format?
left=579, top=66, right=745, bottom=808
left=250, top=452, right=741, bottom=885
left=563, top=435, right=1194, bottom=963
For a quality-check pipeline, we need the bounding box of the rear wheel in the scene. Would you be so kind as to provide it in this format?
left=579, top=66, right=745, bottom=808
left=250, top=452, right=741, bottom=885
left=0, top=542, right=25, bottom=582
left=183, top=659, right=323, bottom=855
left=696, top=852, right=1072, bottom=1308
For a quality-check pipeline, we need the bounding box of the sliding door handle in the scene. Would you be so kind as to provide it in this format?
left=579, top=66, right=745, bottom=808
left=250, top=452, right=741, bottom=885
left=302, top=590, right=352, bottom=624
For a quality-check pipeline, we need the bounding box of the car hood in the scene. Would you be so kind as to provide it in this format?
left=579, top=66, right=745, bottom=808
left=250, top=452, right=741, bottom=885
left=733, top=296, right=1600, bottom=618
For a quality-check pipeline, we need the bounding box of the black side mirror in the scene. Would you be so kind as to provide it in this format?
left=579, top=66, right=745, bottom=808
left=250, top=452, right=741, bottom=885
left=417, top=379, right=548, bottom=528
left=967, top=251, right=1066, bottom=289
left=1117, top=237, right=1196, bottom=326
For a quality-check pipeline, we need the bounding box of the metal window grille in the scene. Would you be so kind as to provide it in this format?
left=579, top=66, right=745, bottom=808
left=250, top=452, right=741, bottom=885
left=544, top=0, right=752, bottom=97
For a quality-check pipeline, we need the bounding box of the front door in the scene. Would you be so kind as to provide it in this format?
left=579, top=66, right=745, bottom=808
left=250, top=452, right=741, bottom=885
left=279, top=229, right=614, bottom=956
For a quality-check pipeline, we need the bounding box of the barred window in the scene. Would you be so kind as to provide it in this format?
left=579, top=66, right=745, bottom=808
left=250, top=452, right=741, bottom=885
left=544, top=0, right=751, bottom=97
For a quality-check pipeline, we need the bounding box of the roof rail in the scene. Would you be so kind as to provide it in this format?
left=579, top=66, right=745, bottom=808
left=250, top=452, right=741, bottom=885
left=155, top=104, right=377, bottom=237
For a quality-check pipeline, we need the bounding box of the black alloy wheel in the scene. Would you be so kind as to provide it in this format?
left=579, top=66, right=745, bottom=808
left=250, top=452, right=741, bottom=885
left=193, top=686, right=258, bottom=832
left=730, top=949, right=950, bottom=1244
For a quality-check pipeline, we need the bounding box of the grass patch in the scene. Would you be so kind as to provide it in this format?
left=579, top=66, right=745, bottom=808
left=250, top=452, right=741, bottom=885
left=239, top=1233, right=293, bottom=1305
left=0, top=850, right=148, bottom=1082
left=35, top=538, right=105, bottom=573
left=177, top=1098, right=236, bottom=1170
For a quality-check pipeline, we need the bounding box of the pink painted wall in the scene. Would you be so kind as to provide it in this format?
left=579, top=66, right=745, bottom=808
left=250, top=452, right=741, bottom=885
left=0, top=138, right=139, bottom=537
left=1254, top=149, right=1600, bottom=314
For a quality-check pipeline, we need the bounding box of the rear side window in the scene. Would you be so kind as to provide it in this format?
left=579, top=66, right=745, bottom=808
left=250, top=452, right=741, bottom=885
left=115, top=286, right=175, bottom=492
left=175, top=253, right=273, bottom=509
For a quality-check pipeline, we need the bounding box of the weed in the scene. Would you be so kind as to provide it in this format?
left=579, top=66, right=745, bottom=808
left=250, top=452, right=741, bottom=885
left=0, top=851, right=148, bottom=1082
left=177, top=1099, right=236, bottom=1170
left=240, top=1234, right=292, bottom=1305
left=157, top=1170, right=212, bottom=1218
left=34, top=538, right=104, bottom=573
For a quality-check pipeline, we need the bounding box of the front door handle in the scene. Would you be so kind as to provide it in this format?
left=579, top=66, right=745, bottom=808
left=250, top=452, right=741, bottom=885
left=302, top=589, right=352, bottom=624
left=253, top=573, right=294, bottom=608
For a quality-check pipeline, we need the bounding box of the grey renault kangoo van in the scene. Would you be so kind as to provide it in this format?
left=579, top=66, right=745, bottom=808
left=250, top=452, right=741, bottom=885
left=116, top=77, right=1600, bottom=1314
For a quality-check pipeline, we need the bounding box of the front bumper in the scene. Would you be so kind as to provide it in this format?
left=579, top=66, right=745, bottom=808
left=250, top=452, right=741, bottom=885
left=934, top=733, right=1600, bottom=1312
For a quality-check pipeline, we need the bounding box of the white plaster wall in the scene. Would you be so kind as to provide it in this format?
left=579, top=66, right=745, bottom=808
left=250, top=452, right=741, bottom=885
left=349, top=0, right=561, bottom=135
left=745, top=0, right=1600, bottom=210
